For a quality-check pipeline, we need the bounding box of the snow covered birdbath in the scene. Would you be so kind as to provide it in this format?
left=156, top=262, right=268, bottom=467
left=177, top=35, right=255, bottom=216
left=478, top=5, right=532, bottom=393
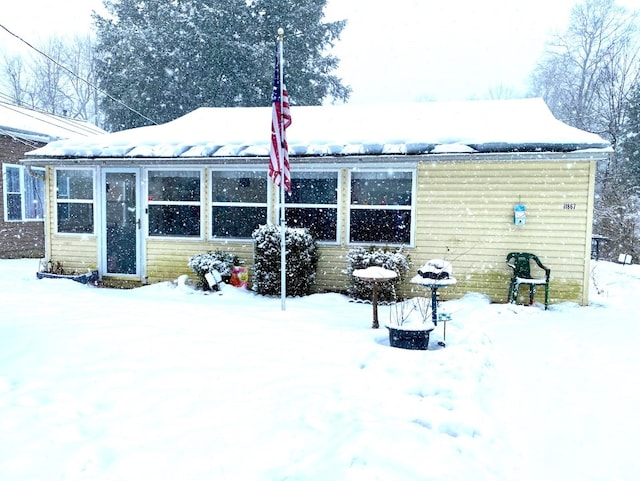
left=352, top=266, right=398, bottom=328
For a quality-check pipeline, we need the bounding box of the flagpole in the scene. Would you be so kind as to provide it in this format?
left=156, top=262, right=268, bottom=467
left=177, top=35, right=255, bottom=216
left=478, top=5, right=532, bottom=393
left=277, top=28, right=286, bottom=311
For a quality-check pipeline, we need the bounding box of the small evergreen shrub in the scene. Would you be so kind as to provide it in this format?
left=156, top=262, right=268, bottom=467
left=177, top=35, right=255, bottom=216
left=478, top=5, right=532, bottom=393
left=188, top=250, right=239, bottom=289
left=252, top=224, right=319, bottom=297
left=343, top=245, right=411, bottom=303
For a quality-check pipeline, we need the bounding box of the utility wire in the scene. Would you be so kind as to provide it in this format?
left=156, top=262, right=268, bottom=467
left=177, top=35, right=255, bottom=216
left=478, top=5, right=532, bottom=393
left=0, top=22, right=159, bottom=127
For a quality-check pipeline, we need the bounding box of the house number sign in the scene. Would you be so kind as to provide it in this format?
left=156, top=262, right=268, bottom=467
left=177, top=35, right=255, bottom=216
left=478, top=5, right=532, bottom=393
left=563, top=203, right=577, bottom=210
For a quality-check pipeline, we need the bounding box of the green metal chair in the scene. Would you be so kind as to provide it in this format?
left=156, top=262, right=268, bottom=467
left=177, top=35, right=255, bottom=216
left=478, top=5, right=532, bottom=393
left=506, top=252, right=551, bottom=310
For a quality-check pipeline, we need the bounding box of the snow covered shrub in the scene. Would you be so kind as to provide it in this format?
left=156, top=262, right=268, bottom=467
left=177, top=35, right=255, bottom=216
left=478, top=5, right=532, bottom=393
left=188, top=251, right=239, bottom=289
left=343, top=245, right=410, bottom=303
left=252, top=224, right=319, bottom=297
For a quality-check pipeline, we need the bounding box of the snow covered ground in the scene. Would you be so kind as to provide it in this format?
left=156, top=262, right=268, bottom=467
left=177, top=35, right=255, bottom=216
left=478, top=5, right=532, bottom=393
left=1, top=258, right=638, bottom=480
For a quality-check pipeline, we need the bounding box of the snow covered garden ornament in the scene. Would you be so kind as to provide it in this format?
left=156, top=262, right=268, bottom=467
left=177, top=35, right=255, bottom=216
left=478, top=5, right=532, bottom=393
left=385, top=297, right=435, bottom=350
left=188, top=251, right=239, bottom=290
left=417, top=259, right=452, bottom=280
left=352, top=266, right=398, bottom=328
left=386, top=259, right=456, bottom=350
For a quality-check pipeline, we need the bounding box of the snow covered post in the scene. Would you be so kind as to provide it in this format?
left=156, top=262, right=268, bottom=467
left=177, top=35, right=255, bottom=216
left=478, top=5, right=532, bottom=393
left=269, top=27, right=290, bottom=310
left=277, top=28, right=286, bottom=310
left=352, top=266, right=398, bottom=328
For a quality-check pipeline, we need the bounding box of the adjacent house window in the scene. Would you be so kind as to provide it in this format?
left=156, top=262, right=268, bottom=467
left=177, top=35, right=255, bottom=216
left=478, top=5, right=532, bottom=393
left=349, top=170, right=414, bottom=244
left=55, top=168, right=95, bottom=234
left=285, top=171, right=339, bottom=242
left=211, top=170, right=267, bottom=239
left=2, top=164, right=44, bottom=221
left=147, top=170, right=202, bottom=237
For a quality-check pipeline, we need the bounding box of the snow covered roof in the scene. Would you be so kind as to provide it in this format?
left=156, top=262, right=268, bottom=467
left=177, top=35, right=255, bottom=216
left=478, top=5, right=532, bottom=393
left=0, top=101, right=105, bottom=143
left=24, top=98, right=610, bottom=160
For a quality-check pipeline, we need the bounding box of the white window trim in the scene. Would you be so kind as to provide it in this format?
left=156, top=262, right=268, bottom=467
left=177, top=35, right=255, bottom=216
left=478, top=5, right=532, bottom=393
left=2, top=163, right=45, bottom=222
left=54, top=167, right=97, bottom=235
left=145, top=167, right=205, bottom=240
left=284, top=169, right=342, bottom=245
left=209, top=167, right=268, bottom=241
left=347, top=168, right=417, bottom=247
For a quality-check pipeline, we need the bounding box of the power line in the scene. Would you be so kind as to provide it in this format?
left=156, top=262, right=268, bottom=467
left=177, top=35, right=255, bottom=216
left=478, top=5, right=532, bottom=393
left=0, top=22, right=159, bottom=128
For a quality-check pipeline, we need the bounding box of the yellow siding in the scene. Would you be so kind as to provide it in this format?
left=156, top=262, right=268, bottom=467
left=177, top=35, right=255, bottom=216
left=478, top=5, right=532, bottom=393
left=47, top=235, right=98, bottom=273
left=315, top=246, right=351, bottom=293
left=293, top=159, right=597, bottom=306
left=42, top=159, right=598, bottom=305
left=43, top=166, right=99, bottom=273
left=411, top=159, right=595, bottom=305
left=145, top=239, right=254, bottom=284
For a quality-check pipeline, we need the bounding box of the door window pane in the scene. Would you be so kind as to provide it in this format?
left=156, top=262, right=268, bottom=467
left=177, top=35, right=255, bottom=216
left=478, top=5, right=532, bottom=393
left=106, top=172, right=137, bottom=274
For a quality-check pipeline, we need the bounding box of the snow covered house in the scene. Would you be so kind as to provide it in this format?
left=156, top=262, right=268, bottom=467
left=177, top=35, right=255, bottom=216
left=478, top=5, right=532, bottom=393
left=22, top=98, right=610, bottom=305
left=1, top=102, right=104, bottom=258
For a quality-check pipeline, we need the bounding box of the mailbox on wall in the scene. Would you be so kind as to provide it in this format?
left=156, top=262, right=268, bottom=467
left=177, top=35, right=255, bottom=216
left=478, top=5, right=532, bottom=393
left=514, top=204, right=526, bottom=225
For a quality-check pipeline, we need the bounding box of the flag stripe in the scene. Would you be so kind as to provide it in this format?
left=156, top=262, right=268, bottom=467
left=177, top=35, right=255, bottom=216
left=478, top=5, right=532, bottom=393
left=269, top=45, right=291, bottom=192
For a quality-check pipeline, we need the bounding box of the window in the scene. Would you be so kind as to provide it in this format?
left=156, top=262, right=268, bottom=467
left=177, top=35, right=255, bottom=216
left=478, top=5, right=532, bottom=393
left=148, top=170, right=201, bottom=237
left=2, top=164, right=44, bottom=221
left=285, top=171, right=339, bottom=242
left=56, top=169, right=94, bottom=234
left=349, top=170, right=414, bottom=244
left=211, top=170, right=267, bottom=239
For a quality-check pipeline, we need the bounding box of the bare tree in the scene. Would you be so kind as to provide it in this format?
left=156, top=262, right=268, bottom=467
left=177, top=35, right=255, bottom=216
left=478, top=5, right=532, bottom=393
left=530, top=0, right=640, bottom=143
left=0, top=34, right=100, bottom=124
left=60, top=34, right=100, bottom=123
left=529, top=0, right=640, bottom=261
left=31, top=36, right=69, bottom=115
left=485, top=83, right=519, bottom=100
left=0, top=52, right=32, bottom=106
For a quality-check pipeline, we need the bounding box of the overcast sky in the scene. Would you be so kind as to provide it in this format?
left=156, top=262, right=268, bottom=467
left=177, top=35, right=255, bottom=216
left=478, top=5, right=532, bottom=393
left=2, top=0, right=640, bottom=104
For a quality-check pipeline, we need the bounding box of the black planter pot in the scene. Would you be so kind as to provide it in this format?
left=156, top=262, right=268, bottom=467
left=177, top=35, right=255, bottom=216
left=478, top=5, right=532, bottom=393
left=387, top=326, right=432, bottom=350
left=37, top=270, right=99, bottom=285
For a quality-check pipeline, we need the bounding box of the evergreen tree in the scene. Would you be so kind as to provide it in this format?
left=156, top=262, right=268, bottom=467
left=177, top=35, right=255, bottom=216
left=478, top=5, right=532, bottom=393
left=94, top=0, right=350, bottom=131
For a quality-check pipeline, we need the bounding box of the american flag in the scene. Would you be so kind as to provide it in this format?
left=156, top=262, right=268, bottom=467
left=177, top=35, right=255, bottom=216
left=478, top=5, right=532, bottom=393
left=269, top=46, right=292, bottom=192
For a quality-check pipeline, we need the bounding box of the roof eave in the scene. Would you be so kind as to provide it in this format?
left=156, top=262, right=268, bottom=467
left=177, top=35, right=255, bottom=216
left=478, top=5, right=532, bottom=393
left=20, top=146, right=612, bottom=168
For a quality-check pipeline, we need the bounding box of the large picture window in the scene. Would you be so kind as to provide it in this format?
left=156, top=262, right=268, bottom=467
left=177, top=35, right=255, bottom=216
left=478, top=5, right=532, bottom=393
left=3, top=164, right=44, bottom=222
left=349, top=170, right=414, bottom=244
left=147, top=170, right=201, bottom=237
left=285, top=171, right=339, bottom=242
left=211, top=170, right=267, bottom=239
left=55, top=169, right=94, bottom=234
